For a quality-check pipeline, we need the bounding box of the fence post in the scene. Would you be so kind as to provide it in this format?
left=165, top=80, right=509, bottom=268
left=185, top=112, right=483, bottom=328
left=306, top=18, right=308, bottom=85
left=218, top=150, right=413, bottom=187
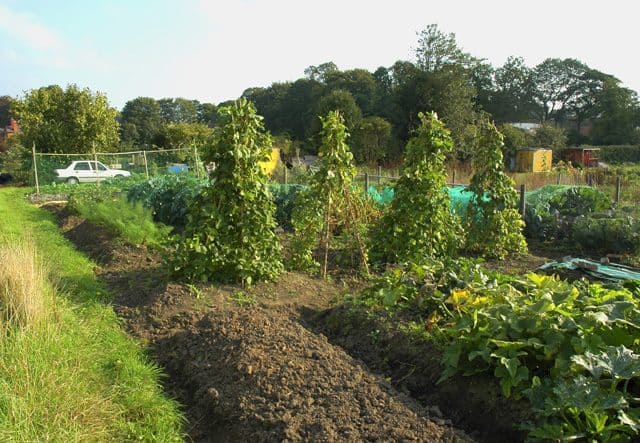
left=452, top=169, right=456, bottom=186
left=32, top=142, right=40, bottom=194
left=364, top=172, right=369, bottom=194
left=377, top=165, right=382, bottom=186
left=193, top=145, right=202, bottom=179
left=93, top=143, right=100, bottom=186
left=284, top=166, right=288, bottom=185
left=519, top=184, right=526, bottom=219
left=615, top=176, right=621, bottom=204
left=143, top=150, right=149, bottom=180
left=556, top=172, right=561, bottom=185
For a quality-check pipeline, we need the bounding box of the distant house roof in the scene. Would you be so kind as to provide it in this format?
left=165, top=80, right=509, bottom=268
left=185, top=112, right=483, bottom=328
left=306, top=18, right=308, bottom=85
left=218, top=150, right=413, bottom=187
left=508, top=122, right=541, bottom=131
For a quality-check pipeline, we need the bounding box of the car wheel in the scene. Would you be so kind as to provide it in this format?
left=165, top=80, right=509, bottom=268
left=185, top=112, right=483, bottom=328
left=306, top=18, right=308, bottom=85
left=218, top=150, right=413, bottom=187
left=113, top=174, right=123, bottom=180
left=67, top=177, right=79, bottom=185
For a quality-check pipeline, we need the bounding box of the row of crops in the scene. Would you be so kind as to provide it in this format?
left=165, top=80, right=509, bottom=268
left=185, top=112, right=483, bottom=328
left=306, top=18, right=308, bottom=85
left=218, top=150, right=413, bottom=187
left=40, top=100, right=640, bottom=441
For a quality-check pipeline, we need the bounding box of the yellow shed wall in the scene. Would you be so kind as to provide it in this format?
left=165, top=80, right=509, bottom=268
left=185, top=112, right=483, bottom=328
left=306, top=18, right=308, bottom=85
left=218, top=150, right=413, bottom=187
left=259, top=148, right=280, bottom=176
left=516, top=150, right=552, bottom=172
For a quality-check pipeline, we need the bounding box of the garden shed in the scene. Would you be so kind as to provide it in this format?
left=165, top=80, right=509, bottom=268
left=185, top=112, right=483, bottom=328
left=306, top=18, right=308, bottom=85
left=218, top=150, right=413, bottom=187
left=563, top=147, right=600, bottom=167
left=515, top=148, right=553, bottom=172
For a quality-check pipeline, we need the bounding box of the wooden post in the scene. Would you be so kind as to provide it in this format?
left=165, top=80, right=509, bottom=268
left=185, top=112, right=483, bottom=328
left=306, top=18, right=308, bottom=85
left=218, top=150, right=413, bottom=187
left=615, top=176, right=621, bottom=204
left=193, top=145, right=201, bottom=179
left=364, top=172, right=369, bottom=193
left=32, top=142, right=40, bottom=194
left=519, top=184, right=526, bottom=218
left=322, top=196, right=332, bottom=278
left=556, top=172, right=561, bottom=185
left=377, top=165, right=382, bottom=186
left=452, top=169, right=456, bottom=186
left=284, top=166, right=288, bottom=185
left=143, top=150, right=149, bottom=180
left=93, top=143, right=100, bottom=185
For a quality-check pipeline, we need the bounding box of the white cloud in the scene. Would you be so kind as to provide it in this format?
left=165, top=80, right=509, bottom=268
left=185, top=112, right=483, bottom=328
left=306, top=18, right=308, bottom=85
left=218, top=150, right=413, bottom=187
left=0, top=4, right=63, bottom=51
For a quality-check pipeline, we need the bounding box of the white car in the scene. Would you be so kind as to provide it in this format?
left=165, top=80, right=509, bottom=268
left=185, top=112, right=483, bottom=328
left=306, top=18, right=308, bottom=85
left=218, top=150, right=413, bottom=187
left=55, top=161, right=131, bottom=184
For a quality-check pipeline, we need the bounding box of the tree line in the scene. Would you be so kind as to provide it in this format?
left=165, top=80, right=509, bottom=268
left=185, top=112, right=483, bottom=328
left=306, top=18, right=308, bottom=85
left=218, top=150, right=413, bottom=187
left=1, top=24, right=639, bottom=164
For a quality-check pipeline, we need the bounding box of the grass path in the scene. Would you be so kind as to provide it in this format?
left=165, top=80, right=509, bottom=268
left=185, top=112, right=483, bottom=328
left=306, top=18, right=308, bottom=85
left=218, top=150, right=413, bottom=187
left=0, top=188, right=184, bottom=442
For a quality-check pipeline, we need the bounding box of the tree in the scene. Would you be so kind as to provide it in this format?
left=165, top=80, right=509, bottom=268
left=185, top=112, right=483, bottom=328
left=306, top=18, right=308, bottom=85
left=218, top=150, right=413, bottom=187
left=315, top=90, right=363, bottom=131
left=532, top=58, right=591, bottom=122
left=11, top=84, right=119, bottom=153
left=279, top=78, right=325, bottom=143
left=173, top=99, right=283, bottom=284
left=0, top=95, right=11, bottom=126
left=465, top=120, right=527, bottom=258
left=351, top=116, right=392, bottom=164
left=157, top=98, right=198, bottom=123
left=324, top=69, right=378, bottom=115
left=499, top=124, right=532, bottom=156
left=304, top=62, right=338, bottom=82
left=197, top=102, right=219, bottom=127
left=120, top=97, right=163, bottom=148
left=155, top=122, right=213, bottom=151
left=590, top=79, right=640, bottom=145
left=532, top=123, right=567, bottom=150
left=492, top=56, right=539, bottom=122
left=414, top=24, right=475, bottom=73
left=370, top=112, right=463, bottom=264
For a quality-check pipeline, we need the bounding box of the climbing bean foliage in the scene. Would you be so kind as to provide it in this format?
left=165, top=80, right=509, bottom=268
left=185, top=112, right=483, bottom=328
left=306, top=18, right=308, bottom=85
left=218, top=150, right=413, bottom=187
left=289, top=111, right=370, bottom=272
left=172, top=99, right=283, bottom=284
left=465, top=120, right=527, bottom=258
left=370, top=112, right=462, bottom=264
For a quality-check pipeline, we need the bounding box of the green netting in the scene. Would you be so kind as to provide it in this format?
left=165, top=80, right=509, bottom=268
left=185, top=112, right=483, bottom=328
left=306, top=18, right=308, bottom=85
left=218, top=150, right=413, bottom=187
left=366, top=185, right=474, bottom=214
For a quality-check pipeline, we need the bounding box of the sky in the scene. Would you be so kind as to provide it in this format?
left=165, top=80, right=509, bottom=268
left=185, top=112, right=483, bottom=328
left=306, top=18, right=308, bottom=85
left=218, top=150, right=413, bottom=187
left=1, top=0, right=639, bottom=110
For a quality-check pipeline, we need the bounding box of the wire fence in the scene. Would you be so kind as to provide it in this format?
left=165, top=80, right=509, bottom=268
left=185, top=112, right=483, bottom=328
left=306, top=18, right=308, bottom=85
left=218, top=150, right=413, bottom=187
left=31, top=145, right=204, bottom=192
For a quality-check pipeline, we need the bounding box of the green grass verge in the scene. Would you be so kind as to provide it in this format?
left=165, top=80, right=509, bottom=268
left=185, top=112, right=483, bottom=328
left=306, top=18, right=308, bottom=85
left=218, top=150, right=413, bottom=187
left=0, top=188, right=184, bottom=442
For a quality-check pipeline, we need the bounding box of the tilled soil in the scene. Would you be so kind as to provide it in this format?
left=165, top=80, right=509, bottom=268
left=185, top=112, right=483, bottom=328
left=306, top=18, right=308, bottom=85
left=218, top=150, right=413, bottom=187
left=49, top=204, right=470, bottom=442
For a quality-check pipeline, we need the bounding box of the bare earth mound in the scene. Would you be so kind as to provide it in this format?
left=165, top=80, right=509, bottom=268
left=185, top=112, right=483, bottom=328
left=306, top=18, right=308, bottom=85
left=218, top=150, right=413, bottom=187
left=48, top=204, right=469, bottom=442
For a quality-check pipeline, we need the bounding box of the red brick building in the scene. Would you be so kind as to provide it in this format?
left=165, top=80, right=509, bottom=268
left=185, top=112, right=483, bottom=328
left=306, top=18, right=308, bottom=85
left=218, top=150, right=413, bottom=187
left=0, top=118, right=19, bottom=143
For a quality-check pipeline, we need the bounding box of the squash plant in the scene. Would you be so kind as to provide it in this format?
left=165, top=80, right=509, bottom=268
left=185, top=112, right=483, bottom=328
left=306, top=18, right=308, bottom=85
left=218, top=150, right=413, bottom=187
left=172, top=99, right=283, bottom=284
left=370, top=112, right=463, bottom=264
left=289, top=111, right=371, bottom=276
left=465, top=119, right=527, bottom=258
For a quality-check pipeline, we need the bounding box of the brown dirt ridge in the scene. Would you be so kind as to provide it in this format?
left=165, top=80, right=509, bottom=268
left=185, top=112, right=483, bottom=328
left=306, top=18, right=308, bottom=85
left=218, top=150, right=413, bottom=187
left=48, top=204, right=470, bottom=442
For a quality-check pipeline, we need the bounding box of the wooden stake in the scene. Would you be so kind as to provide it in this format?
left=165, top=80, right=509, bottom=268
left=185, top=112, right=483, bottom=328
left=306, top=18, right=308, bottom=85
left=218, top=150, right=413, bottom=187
left=322, top=195, right=332, bottom=278
left=93, top=143, right=100, bottom=185
left=143, top=150, right=149, bottom=179
left=32, top=142, right=39, bottom=194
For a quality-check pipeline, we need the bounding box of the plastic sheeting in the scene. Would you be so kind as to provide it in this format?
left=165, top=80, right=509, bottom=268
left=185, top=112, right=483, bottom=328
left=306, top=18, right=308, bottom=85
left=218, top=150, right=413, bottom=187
left=539, top=258, right=640, bottom=282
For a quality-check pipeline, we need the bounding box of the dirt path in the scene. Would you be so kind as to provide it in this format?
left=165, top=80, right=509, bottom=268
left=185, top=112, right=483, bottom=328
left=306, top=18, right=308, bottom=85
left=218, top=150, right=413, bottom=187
left=53, top=207, right=469, bottom=442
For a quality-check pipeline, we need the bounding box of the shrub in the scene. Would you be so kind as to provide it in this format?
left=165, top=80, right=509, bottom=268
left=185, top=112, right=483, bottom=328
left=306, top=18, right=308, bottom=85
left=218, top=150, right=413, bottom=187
left=595, top=145, right=640, bottom=163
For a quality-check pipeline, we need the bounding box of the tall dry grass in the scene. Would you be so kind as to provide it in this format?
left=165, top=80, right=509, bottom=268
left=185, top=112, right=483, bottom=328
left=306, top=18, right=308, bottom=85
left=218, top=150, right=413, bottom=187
left=0, top=241, right=52, bottom=331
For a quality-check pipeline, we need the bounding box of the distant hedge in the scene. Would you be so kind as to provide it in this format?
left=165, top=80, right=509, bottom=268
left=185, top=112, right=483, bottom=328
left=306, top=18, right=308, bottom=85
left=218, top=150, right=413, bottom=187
left=584, top=145, right=640, bottom=163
